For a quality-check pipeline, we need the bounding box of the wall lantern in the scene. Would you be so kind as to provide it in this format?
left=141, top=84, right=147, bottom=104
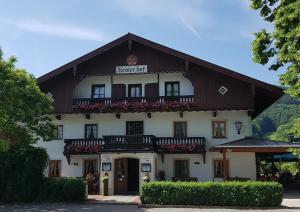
left=235, top=121, right=242, bottom=134
left=213, top=111, right=217, bottom=117
left=179, top=112, right=184, bottom=118
left=116, top=113, right=121, bottom=119
left=147, top=112, right=151, bottom=118
left=85, top=114, right=90, bottom=119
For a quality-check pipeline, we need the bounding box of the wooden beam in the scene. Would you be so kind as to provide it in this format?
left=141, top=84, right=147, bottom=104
left=185, top=60, right=189, bottom=72
left=72, top=66, right=77, bottom=77
left=223, top=150, right=228, bottom=181
left=210, top=147, right=294, bottom=153
left=251, top=84, right=256, bottom=97
left=128, top=39, right=132, bottom=51
left=298, top=158, right=300, bottom=185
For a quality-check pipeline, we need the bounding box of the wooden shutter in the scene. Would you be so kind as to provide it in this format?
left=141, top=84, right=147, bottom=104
left=145, top=83, right=159, bottom=98
left=112, top=84, right=126, bottom=99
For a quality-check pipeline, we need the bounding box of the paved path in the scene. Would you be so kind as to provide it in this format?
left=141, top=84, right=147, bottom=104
left=1, top=189, right=300, bottom=212
left=0, top=204, right=300, bottom=212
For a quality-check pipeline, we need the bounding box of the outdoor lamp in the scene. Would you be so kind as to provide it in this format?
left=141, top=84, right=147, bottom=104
left=235, top=121, right=242, bottom=134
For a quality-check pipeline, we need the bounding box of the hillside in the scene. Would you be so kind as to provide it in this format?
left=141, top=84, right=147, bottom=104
left=252, top=95, right=300, bottom=141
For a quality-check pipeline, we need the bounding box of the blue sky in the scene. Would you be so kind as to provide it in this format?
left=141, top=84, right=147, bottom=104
left=0, top=0, right=284, bottom=85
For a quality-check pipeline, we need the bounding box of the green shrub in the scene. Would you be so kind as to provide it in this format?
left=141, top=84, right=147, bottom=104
left=0, top=147, right=49, bottom=203
left=0, top=147, right=86, bottom=203
left=39, top=178, right=85, bottom=202
left=141, top=181, right=283, bottom=207
left=62, top=178, right=86, bottom=202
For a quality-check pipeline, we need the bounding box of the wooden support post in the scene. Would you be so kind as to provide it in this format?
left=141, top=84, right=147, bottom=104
left=298, top=158, right=300, bottom=185
left=223, top=150, right=228, bottom=181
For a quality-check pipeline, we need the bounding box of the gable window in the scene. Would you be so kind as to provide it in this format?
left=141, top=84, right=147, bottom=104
left=174, top=122, right=187, bottom=138
left=128, top=84, right=142, bottom=98
left=85, top=124, right=98, bottom=139
left=56, top=125, right=63, bottom=140
left=49, top=160, right=61, bottom=177
left=212, top=121, right=227, bottom=138
left=92, top=84, right=105, bottom=98
left=213, top=159, right=228, bottom=178
left=174, top=159, right=189, bottom=178
left=165, top=82, right=180, bottom=97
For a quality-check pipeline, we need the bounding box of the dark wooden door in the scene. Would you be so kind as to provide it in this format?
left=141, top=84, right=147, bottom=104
left=114, top=158, right=128, bottom=194
left=112, top=84, right=126, bottom=100
left=145, top=83, right=159, bottom=99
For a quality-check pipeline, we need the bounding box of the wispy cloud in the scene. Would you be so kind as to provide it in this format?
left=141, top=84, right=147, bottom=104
left=4, top=20, right=108, bottom=42
left=110, top=0, right=211, bottom=40
left=177, top=11, right=201, bottom=40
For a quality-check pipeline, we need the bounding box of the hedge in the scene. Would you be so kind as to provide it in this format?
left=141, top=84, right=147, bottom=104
left=141, top=181, right=283, bottom=207
left=0, top=147, right=49, bottom=203
left=0, top=147, right=86, bottom=203
left=39, top=178, right=86, bottom=202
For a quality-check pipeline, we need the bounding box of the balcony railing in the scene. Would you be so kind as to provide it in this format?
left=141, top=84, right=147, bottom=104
left=72, top=95, right=195, bottom=113
left=157, top=137, right=206, bottom=153
left=63, top=135, right=205, bottom=155
left=102, top=135, right=156, bottom=152
left=64, top=138, right=103, bottom=155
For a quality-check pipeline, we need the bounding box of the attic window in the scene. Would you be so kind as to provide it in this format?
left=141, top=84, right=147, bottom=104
left=218, top=86, right=228, bottom=95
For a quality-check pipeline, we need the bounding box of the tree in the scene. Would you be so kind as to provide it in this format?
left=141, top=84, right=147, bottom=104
left=0, top=48, right=56, bottom=151
left=250, top=0, right=300, bottom=97
left=250, top=0, right=300, bottom=143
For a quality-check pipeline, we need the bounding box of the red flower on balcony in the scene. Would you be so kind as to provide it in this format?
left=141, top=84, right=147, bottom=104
left=63, top=144, right=102, bottom=155
left=72, top=99, right=195, bottom=113
left=159, top=144, right=203, bottom=153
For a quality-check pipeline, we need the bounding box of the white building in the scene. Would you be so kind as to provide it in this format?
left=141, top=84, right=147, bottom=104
left=37, top=33, right=287, bottom=195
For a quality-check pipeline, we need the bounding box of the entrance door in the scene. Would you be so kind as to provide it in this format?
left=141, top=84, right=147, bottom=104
left=114, top=158, right=139, bottom=195
left=114, top=158, right=128, bottom=194
left=126, top=121, right=144, bottom=135
left=127, top=158, right=139, bottom=193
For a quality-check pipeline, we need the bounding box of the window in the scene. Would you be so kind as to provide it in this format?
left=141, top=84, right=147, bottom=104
left=213, top=159, right=228, bottom=178
left=91, top=84, right=105, bottom=98
left=126, top=121, right=144, bottom=135
left=128, top=84, right=142, bottom=98
left=85, top=124, right=98, bottom=139
left=174, top=122, right=187, bottom=138
left=56, top=125, right=63, bottom=140
left=84, top=159, right=97, bottom=177
left=212, top=121, right=227, bottom=138
left=174, top=160, right=189, bottom=178
left=49, top=160, right=61, bottom=177
left=165, top=82, right=180, bottom=97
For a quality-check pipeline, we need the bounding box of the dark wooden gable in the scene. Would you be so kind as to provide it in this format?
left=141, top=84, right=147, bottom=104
left=38, top=33, right=283, bottom=116
left=77, top=41, right=185, bottom=76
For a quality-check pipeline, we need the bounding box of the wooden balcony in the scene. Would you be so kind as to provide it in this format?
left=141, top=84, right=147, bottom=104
left=102, top=135, right=157, bottom=152
left=72, top=95, right=195, bottom=113
left=157, top=137, right=206, bottom=153
left=63, top=135, right=206, bottom=155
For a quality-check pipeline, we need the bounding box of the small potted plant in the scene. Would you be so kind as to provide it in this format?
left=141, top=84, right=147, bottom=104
left=142, top=174, right=150, bottom=183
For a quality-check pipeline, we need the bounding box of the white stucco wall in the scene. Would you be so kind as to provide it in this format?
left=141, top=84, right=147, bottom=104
left=155, top=152, right=256, bottom=182
left=37, top=110, right=253, bottom=179
left=73, top=72, right=194, bottom=98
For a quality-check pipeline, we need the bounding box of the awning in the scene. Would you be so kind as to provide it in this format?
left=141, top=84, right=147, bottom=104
left=210, top=137, right=300, bottom=153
